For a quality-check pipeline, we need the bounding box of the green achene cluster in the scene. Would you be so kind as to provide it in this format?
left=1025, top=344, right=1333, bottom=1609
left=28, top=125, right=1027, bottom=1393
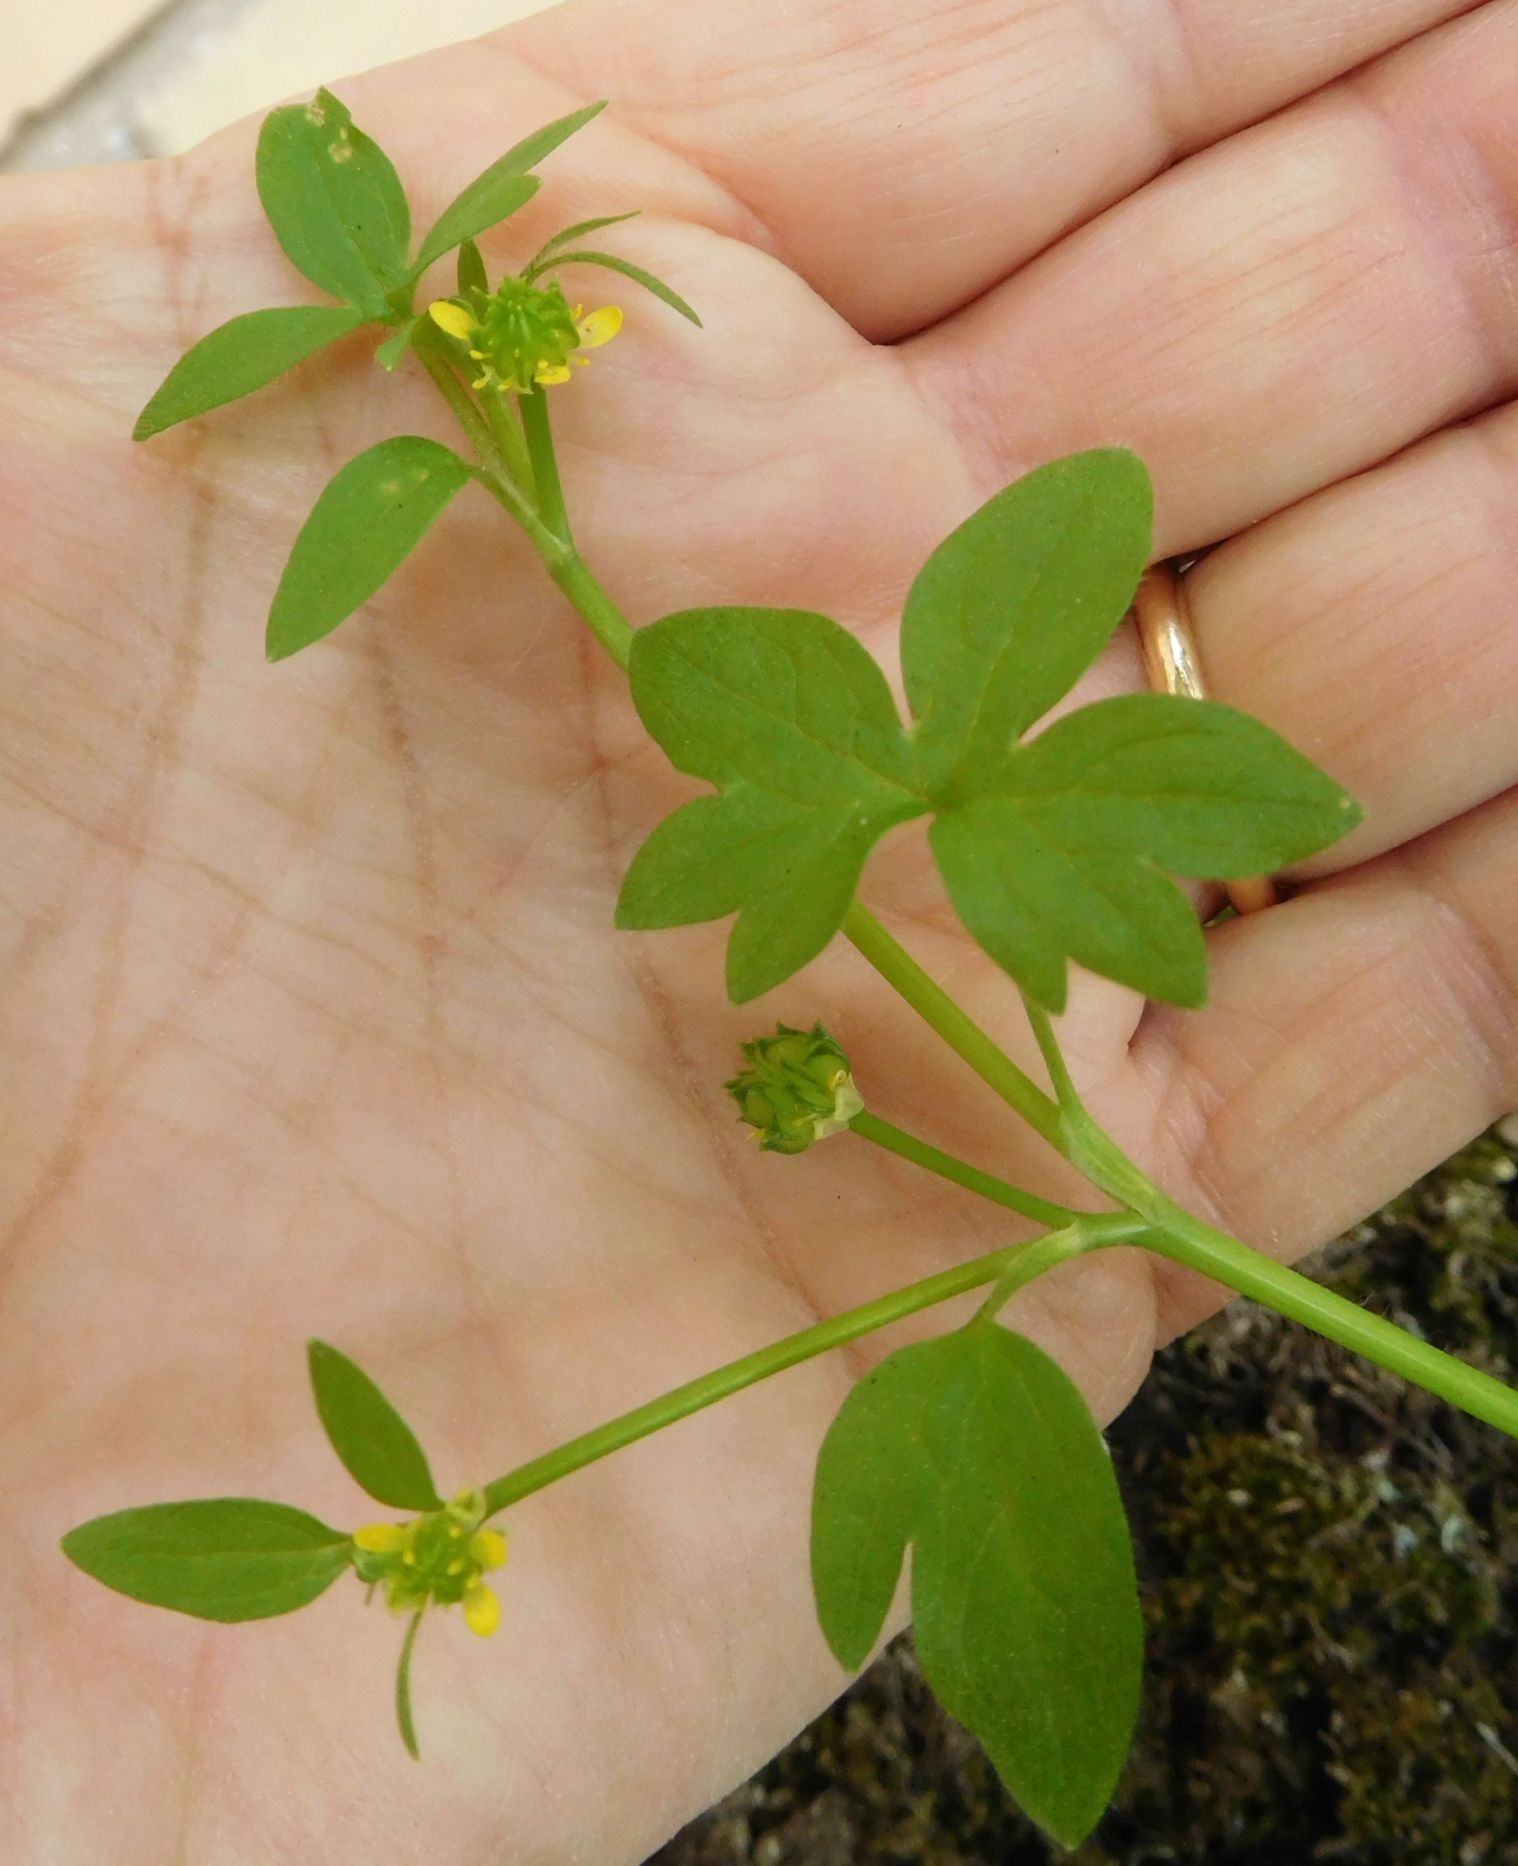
left=726, top=1023, right=863, bottom=1154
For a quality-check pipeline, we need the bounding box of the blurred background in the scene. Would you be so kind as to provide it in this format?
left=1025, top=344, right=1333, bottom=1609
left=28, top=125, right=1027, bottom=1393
left=7, top=4, right=1518, bottom=1860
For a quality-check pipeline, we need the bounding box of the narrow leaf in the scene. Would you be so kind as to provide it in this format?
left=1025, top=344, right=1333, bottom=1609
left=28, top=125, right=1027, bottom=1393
left=902, top=450, right=1154, bottom=799
left=395, top=1610, right=425, bottom=1759
left=308, top=1339, right=441, bottom=1511
left=528, top=211, right=640, bottom=272
left=456, top=238, right=488, bottom=298
left=134, top=305, right=368, bottom=440
left=617, top=608, right=925, bottom=1001
left=533, top=249, right=701, bottom=326
left=410, top=99, right=608, bottom=277
left=930, top=801, right=1207, bottom=1012
left=61, top=1499, right=351, bottom=1623
left=812, top=1325, right=1142, bottom=1848
left=266, top=436, right=474, bottom=660
left=256, top=89, right=411, bottom=314
left=989, top=693, right=1363, bottom=875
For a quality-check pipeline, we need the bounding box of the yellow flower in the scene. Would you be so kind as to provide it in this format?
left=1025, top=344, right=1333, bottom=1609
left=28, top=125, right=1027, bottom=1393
left=426, top=278, right=622, bottom=395
left=350, top=1489, right=508, bottom=1635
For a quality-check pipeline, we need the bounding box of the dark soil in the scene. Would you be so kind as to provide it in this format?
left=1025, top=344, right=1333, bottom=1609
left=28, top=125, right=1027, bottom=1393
left=650, top=1124, right=1518, bottom=1865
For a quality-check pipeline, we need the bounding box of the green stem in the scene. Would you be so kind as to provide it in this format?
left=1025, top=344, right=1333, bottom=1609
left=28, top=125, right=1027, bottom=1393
left=1074, top=1120, right=1518, bottom=1441
left=1022, top=994, right=1083, bottom=1119
left=840, top=901, right=1064, bottom=1150
left=479, top=385, right=536, bottom=497
left=520, top=388, right=570, bottom=543
left=481, top=1212, right=1136, bottom=1517
left=849, top=1109, right=1078, bottom=1231
left=547, top=551, right=634, bottom=672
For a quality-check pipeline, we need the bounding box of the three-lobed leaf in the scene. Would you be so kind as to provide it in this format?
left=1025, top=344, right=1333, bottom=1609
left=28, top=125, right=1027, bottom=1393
left=266, top=435, right=474, bottom=660
left=616, top=449, right=1361, bottom=1010
left=134, top=305, right=369, bottom=440
left=257, top=89, right=411, bottom=316
left=61, top=1499, right=351, bottom=1623
left=615, top=608, right=925, bottom=1000
left=410, top=100, right=609, bottom=279
left=812, top=1324, right=1143, bottom=1849
left=308, top=1339, right=442, bottom=1511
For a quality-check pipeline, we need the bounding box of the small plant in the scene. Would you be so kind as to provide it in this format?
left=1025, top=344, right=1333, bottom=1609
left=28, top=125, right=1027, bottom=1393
left=59, top=91, right=1518, bottom=1851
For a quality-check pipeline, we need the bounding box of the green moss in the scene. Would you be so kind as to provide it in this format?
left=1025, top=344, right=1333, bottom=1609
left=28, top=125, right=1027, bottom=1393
left=653, top=1124, right=1518, bottom=1865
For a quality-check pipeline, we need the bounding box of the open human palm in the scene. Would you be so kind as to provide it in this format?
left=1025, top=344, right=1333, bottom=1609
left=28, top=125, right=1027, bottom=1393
left=4, top=0, right=1518, bottom=1857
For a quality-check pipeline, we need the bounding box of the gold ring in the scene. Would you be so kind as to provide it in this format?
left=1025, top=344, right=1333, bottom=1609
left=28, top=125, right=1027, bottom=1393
left=1133, top=564, right=1280, bottom=917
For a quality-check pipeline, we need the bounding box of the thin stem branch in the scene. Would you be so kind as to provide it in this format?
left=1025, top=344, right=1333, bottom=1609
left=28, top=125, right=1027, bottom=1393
left=480, top=1213, right=1134, bottom=1517
left=519, top=388, right=570, bottom=543
left=840, top=902, right=1064, bottom=1150
left=1022, top=995, right=1083, bottom=1119
left=849, top=1109, right=1079, bottom=1231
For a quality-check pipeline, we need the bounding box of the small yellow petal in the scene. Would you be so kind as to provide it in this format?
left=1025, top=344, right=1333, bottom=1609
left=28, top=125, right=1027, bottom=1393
left=534, top=364, right=573, bottom=386
left=428, top=300, right=477, bottom=341
left=576, top=305, right=623, bottom=350
left=353, top=1523, right=408, bottom=1553
left=464, top=1580, right=501, bottom=1637
left=470, top=1528, right=508, bottom=1572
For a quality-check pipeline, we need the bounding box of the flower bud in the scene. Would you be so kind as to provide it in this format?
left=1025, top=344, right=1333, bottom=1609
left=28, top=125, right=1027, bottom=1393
left=725, top=1023, right=863, bottom=1154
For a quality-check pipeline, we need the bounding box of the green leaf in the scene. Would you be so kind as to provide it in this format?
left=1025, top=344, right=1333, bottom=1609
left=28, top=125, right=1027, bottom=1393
left=267, top=436, right=474, bottom=660
left=929, top=693, right=1360, bottom=1010
left=980, top=693, right=1363, bottom=876
left=931, top=802, right=1207, bottom=1012
left=257, top=89, right=411, bottom=315
left=528, top=211, right=640, bottom=272
left=456, top=237, right=488, bottom=298
left=134, top=305, right=369, bottom=440
left=616, top=608, right=925, bottom=1001
left=61, top=1499, right=351, bottom=1622
left=395, top=1610, right=425, bottom=1759
left=375, top=316, right=424, bottom=372
left=531, top=249, right=702, bottom=326
left=812, top=1324, right=1142, bottom=1849
left=410, top=99, right=609, bottom=279
left=308, top=1339, right=441, bottom=1511
left=902, top=450, right=1154, bottom=800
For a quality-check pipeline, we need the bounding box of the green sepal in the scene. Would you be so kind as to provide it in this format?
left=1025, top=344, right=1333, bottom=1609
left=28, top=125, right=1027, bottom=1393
left=308, top=1339, right=442, bottom=1512
left=256, top=89, right=411, bottom=316
left=409, top=100, right=608, bottom=279
left=134, top=305, right=369, bottom=440
left=811, top=1324, right=1142, bottom=1849
left=60, top=1499, right=352, bottom=1622
left=266, top=435, right=474, bottom=660
left=529, top=248, right=701, bottom=326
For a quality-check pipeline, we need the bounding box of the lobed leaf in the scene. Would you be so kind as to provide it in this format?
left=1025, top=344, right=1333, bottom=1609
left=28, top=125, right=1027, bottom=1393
left=531, top=249, right=702, bottom=326
left=266, top=435, right=474, bottom=660
left=308, top=1339, right=441, bottom=1512
left=134, top=305, right=369, bottom=440
left=257, top=89, right=411, bottom=316
left=410, top=100, right=609, bottom=278
left=812, top=1325, right=1143, bottom=1849
left=61, top=1499, right=351, bottom=1623
left=902, top=450, right=1153, bottom=801
left=616, top=608, right=925, bottom=1001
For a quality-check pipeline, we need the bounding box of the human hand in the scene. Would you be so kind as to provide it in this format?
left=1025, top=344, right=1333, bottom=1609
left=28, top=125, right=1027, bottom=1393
left=4, top=0, right=1516, bottom=1857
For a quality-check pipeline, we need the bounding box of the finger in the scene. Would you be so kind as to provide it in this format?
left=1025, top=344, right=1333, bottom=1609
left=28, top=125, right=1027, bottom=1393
left=1127, top=785, right=1518, bottom=1340
left=908, top=0, right=1518, bottom=550
left=1181, top=397, right=1518, bottom=877
left=500, top=0, right=1482, bottom=340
